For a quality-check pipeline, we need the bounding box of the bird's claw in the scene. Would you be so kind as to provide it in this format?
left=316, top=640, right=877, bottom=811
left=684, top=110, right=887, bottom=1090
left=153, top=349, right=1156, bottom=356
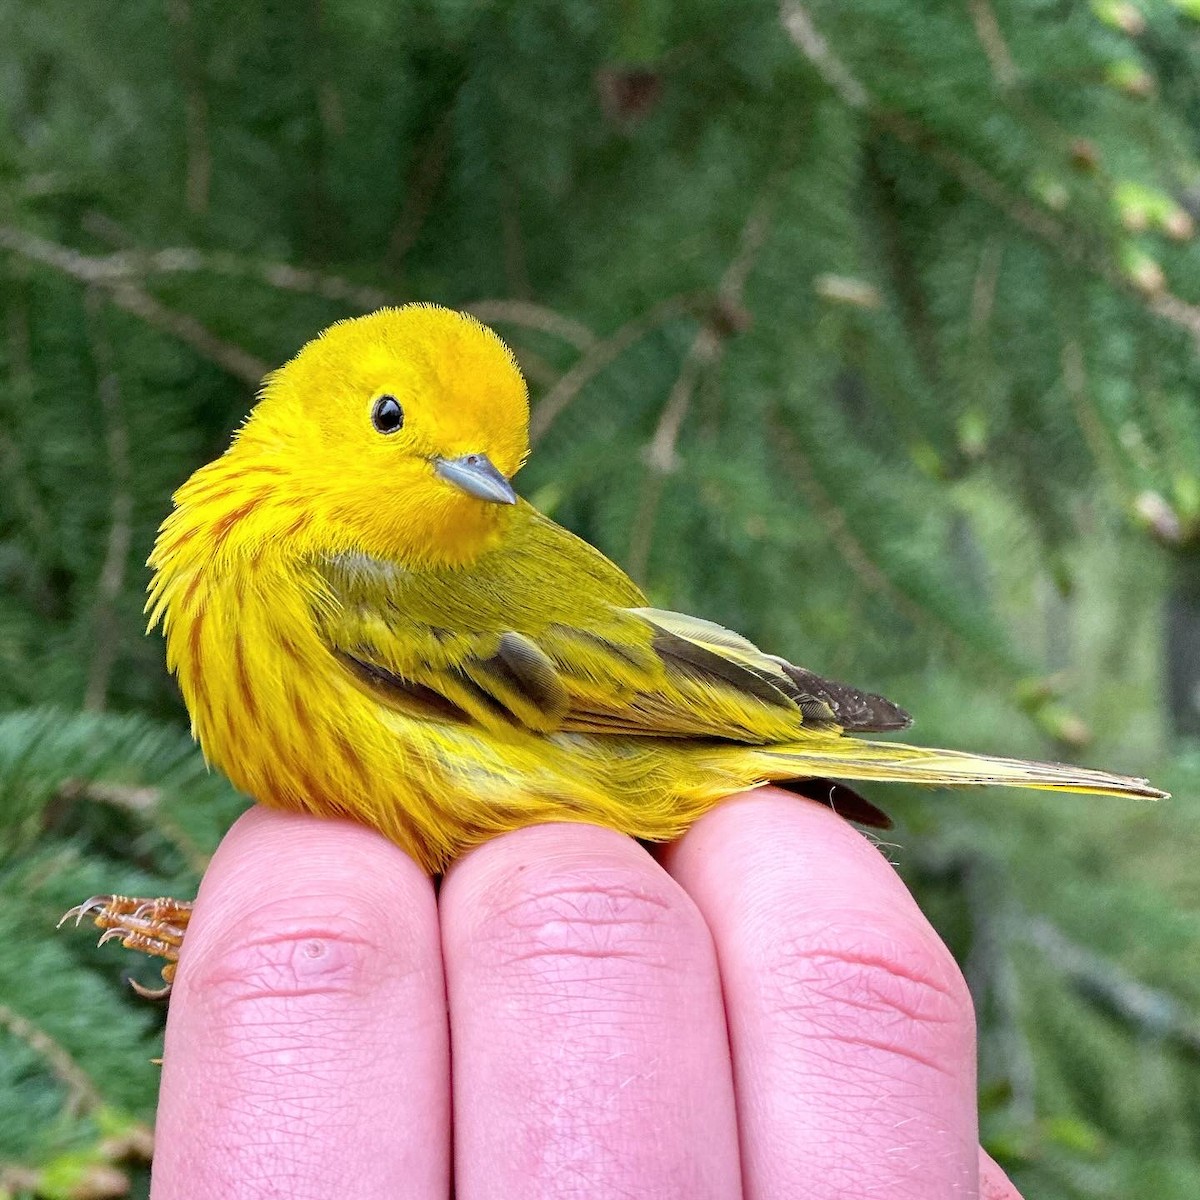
left=57, top=895, right=114, bottom=929
left=59, top=894, right=193, bottom=1000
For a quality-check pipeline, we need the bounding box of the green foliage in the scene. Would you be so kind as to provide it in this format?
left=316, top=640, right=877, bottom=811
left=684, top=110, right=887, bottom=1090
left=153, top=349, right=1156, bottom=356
left=0, top=710, right=245, bottom=1194
left=1, top=0, right=1198, bottom=1194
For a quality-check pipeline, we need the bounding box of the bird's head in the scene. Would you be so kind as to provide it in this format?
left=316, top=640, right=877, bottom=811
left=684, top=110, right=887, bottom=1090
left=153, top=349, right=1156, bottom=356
left=232, top=305, right=530, bottom=567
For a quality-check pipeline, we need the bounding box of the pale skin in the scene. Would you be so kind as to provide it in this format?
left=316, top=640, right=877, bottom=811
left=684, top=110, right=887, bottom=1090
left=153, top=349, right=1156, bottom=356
left=148, top=789, right=1024, bottom=1200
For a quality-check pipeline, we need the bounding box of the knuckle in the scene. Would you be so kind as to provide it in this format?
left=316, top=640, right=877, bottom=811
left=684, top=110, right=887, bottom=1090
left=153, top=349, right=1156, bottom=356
left=756, top=916, right=975, bottom=1071
left=472, top=860, right=699, bottom=975
left=184, top=895, right=394, bottom=1008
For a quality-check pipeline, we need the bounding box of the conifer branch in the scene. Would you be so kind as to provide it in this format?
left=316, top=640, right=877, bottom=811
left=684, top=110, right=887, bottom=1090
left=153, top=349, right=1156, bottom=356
left=82, top=292, right=134, bottom=714
left=773, top=422, right=1019, bottom=675
left=54, top=778, right=211, bottom=875
left=773, top=423, right=928, bottom=620
left=921, top=852, right=1200, bottom=1115
left=0, top=227, right=267, bottom=383
left=387, top=108, right=455, bottom=268
left=1060, top=337, right=1137, bottom=505
left=529, top=293, right=702, bottom=443
left=165, top=0, right=212, bottom=216
left=0, top=280, right=53, bottom=557
left=0, top=227, right=597, bottom=393
left=627, top=193, right=774, bottom=579
left=864, top=147, right=947, bottom=443
left=1024, top=918, right=1200, bottom=1056
left=106, top=284, right=269, bottom=384
left=779, top=3, right=1200, bottom=349
left=70, top=229, right=598, bottom=350
left=881, top=113, right=1084, bottom=250
left=0, top=1002, right=102, bottom=1117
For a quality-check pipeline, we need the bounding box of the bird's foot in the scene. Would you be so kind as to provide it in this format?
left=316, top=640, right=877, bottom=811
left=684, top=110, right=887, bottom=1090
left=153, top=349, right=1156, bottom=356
left=60, top=894, right=193, bottom=999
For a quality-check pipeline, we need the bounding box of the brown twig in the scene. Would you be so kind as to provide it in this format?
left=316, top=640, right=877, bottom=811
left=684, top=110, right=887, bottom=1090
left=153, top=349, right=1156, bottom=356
left=1147, top=290, right=1200, bottom=344
left=0, top=226, right=170, bottom=285
left=779, top=0, right=868, bottom=110
left=529, top=292, right=702, bottom=444
left=108, top=283, right=267, bottom=383
left=0, top=227, right=268, bottom=383
left=626, top=327, right=723, bottom=581
left=0, top=226, right=599, bottom=361
left=465, top=300, right=596, bottom=352
left=969, top=238, right=1003, bottom=352
left=82, top=292, right=134, bottom=713
left=55, top=778, right=161, bottom=813
left=641, top=327, right=725, bottom=480
left=504, top=343, right=558, bottom=390
left=966, top=0, right=1019, bottom=89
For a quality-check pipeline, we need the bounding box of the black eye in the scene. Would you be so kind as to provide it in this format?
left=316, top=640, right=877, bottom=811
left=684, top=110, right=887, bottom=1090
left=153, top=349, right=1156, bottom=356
left=371, top=395, right=404, bottom=434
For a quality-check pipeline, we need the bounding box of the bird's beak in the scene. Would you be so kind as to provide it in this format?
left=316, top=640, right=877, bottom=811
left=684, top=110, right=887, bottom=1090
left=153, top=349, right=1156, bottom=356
left=433, top=453, right=517, bottom=505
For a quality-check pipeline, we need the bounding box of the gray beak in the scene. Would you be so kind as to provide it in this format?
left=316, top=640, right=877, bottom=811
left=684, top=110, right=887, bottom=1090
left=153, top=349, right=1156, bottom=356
left=433, top=453, right=517, bottom=505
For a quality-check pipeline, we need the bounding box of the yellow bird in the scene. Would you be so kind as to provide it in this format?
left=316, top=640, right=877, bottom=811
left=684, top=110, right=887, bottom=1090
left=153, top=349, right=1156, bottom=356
left=67, top=305, right=1164, bottom=994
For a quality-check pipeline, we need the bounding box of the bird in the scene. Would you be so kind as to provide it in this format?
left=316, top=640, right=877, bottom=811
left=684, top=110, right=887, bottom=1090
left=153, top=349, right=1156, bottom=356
left=65, top=304, right=1166, bottom=996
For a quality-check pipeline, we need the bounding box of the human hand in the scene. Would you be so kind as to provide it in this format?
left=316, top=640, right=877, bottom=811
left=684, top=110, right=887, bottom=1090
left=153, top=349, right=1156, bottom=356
left=150, top=791, right=1022, bottom=1199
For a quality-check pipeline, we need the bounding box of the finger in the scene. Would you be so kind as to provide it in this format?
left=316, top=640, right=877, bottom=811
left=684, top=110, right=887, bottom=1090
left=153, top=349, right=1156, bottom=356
left=980, top=1149, right=1025, bottom=1199
left=662, top=790, right=979, bottom=1200
left=151, top=807, right=449, bottom=1200
left=440, top=823, right=741, bottom=1200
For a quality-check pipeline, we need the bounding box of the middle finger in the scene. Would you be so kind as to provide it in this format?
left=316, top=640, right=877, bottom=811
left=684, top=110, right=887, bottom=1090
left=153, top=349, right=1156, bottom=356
left=440, top=822, right=741, bottom=1199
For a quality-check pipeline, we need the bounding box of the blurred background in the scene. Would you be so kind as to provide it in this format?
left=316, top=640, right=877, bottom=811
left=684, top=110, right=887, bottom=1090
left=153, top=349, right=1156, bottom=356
left=1, top=0, right=1198, bottom=1195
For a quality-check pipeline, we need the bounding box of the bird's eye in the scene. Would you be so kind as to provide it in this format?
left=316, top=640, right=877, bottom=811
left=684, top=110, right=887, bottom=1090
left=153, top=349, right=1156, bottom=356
left=371, top=395, right=404, bottom=434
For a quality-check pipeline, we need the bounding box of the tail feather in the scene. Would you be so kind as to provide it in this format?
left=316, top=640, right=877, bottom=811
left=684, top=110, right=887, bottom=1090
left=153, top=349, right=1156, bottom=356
left=759, top=739, right=1168, bottom=800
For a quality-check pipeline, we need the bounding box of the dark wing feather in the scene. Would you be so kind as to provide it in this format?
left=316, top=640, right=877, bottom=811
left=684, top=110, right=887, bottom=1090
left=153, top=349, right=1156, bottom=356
left=312, top=505, right=908, bottom=743
left=463, top=632, right=571, bottom=726
left=768, top=660, right=911, bottom=732
left=647, top=625, right=795, bottom=707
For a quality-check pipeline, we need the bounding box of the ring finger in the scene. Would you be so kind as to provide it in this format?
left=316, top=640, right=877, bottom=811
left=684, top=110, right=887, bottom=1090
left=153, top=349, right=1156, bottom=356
left=663, top=790, right=980, bottom=1200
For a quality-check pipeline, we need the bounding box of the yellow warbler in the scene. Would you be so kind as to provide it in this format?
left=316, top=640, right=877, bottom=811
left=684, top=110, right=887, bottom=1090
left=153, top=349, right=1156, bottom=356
left=68, top=305, right=1163, bottom=991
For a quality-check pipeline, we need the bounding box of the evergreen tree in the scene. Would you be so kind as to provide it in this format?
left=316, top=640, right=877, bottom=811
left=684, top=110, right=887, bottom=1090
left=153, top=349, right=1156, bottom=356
left=1, top=1, right=1198, bottom=1195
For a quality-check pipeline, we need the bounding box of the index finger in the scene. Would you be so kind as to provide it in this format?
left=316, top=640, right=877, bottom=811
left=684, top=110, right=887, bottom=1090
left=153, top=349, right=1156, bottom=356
left=151, top=807, right=449, bottom=1200
left=662, top=789, right=979, bottom=1199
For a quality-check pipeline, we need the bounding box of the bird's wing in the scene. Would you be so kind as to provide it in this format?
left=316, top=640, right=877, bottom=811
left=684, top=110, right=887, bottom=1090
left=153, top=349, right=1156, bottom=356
left=312, top=507, right=909, bottom=742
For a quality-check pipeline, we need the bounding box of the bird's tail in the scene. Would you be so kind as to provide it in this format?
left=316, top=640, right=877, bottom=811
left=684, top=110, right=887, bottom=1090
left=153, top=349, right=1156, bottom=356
left=755, top=739, right=1167, bottom=800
